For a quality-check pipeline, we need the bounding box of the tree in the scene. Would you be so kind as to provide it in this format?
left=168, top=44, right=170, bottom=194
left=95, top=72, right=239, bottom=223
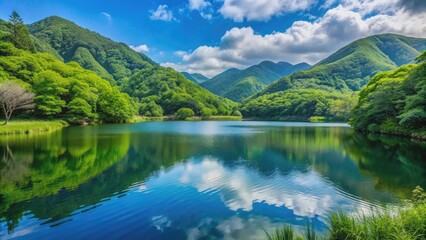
left=9, top=11, right=35, bottom=52
left=175, top=108, right=194, bottom=120
left=0, top=82, right=35, bottom=125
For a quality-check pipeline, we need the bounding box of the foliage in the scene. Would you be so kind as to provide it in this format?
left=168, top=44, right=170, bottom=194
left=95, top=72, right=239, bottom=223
left=351, top=54, right=426, bottom=139
left=125, top=66, right=237, bottom=116
left=0, top=81, right=35, bottom=124
left=240, top=89, right=357, bottom=121
left=7, top=11, right=36, bottom=52
left=175, top=107, right=195, bottom=120
left=201, top=61, right=310, bottom=102
left=28, top=16, right=156, bottom=86
left=0, top=42, right=134, bottom=123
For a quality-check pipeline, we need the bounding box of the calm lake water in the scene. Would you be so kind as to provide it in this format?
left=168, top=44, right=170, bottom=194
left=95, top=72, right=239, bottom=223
left=1, top=121, right=426, bottom=239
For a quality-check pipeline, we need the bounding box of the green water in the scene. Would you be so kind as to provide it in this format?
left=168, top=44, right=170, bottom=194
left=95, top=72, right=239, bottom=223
left=0, top=121, right=425, bottom=239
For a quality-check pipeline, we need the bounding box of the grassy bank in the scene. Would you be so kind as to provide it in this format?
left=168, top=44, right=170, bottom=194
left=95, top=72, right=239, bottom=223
left=0, top=120, right=69, bottom=135
left=266, top=187, right=426, bottom=240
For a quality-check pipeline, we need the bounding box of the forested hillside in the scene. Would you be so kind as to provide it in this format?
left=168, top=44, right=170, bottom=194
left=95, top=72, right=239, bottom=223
left=125, top=67, right=237, bottom=117
left=241, top=34, right=426, bottom=121
left=28, top=16, right=156, bottom=86
left=0, top=42, right=135, bottom=122
left=257, top=34, right=426, bottom=97
left=351, top=52, right=426, bottom=139
left=201, top=61, right=310, bottom=102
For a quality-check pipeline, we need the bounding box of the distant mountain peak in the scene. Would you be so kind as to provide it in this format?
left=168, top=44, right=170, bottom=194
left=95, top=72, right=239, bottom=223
left=200, top=60, right=311, bottom=102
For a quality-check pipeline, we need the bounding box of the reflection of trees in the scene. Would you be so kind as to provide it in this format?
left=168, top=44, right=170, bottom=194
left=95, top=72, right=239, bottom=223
left=343, top=132, right=426, bottom=197
left=0, top=129, right=130, bottom=233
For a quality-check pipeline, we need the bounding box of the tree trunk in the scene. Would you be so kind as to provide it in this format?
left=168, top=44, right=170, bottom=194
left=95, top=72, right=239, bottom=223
left=3, top=114, right=9, bottom=125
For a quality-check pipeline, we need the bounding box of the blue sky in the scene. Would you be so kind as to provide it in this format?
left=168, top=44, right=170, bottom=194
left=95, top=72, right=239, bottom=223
left=1, top=0, right=425, bottom=77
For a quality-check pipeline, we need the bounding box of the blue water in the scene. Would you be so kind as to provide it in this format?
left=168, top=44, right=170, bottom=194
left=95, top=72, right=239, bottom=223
left=1, top=121, right=425, bottom=239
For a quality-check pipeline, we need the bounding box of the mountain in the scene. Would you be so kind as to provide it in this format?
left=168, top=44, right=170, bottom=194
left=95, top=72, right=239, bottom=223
left=181, top=72, right=209, bottom=84
left=201, top=61, right=310, bottom=102
left=28, top=16, right=156, bottom=85
left=257, top=34, right=426, bottom=97
left=241, top=34, right=426, bottom=120
left=26, top=16, right=237, bottom=117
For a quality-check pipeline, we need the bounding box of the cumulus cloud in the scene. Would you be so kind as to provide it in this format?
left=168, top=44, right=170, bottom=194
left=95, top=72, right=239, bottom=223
left=189, top=0, right=211, bottom=10
left=164, top=0, right=426, bottom=77
left=129, top=44, right=150, bottom=53
left=100, top=12, right=112, bottom=22
left=219, top=0, right=317, bottom=22
left=150, top=5, right=175, bottom=21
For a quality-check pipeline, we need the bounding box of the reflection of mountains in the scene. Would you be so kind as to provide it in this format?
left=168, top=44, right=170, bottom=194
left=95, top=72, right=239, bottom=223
left=1, top=126, right=425, bottom=233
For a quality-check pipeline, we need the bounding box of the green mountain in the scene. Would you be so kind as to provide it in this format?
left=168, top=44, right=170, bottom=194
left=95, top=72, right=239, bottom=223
left=28, top=16, right=156, bottom=85
left=181, top=72, right=209, bottom=84
left=257, top=34, right=426, bottom=97
left=26, top=16, right=237, bottom=117
left=201, top=61, right=310, bottom=102
left=241, top=34, right=426, bottom=121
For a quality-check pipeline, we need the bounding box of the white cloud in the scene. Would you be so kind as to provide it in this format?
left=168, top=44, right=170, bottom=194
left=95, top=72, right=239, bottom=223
left=189, top=0, right=211, bottom=10
left=150, top=5, right=175, bottom=21
left=219, top=0, right=317, bottom=22
left=129, top=44, right=150, bottom=53
left=100, top=12, right=112, bottom=22
left=164, top=1, right=426, bottom=77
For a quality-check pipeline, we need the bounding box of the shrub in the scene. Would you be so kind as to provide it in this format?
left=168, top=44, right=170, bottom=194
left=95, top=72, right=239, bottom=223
left=175, top=108, right=194, bottom=120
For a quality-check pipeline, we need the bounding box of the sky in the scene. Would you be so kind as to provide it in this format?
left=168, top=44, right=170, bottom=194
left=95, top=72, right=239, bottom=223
left=0, top=0, right=426, bottom=77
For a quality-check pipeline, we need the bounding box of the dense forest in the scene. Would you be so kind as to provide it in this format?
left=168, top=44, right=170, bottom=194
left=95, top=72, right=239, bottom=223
left=351, top=52, right=426, bottom=138
left=124, top=67, right=237, bottom=117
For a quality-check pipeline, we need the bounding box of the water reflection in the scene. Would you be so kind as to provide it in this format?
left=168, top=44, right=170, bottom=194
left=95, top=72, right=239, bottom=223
left=0, top=122, right=425, bottom=239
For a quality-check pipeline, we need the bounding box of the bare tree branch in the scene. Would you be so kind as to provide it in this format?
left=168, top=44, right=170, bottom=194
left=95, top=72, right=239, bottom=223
left=0, top=82, right=35, bottom=125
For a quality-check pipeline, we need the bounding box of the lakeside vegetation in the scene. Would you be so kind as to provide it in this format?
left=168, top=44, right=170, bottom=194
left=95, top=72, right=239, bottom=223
left=266, top=186, right=426, bottom=240
left=0, top=120, right=68, bottom=135
left=351, top=54, right=426, bottom=139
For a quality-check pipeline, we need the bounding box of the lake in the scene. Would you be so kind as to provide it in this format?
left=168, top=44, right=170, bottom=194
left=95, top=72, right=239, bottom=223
left=1, top=121, right=426, bottom=239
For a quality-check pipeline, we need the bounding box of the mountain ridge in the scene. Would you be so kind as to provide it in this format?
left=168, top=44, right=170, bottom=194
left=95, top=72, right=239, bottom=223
left=201, top=61, right=311, bottom=102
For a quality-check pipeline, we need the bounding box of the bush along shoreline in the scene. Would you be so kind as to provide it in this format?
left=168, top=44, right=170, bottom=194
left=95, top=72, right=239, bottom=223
left=265, top=186, right=426, bottom=240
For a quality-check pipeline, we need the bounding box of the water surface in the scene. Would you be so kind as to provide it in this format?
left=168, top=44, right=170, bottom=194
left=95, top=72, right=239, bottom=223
left=1, top=121, right=426, bottom=239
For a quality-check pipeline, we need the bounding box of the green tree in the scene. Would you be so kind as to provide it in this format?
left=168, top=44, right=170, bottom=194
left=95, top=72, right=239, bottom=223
left=9, top=11, right=35, bottom=52
left=175, top=108, right=194, bottom=120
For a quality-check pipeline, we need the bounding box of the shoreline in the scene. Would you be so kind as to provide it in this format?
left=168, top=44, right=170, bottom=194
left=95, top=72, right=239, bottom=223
left=0, top=120, right=69, bottom=135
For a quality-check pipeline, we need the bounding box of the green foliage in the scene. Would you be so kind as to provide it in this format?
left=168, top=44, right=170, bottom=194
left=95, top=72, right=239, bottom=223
left=240, top=89, right=357, bottom=121
left=201, top=61, right=310, bottom=102
left=8, top=11, right=36, bottom=52
left=0, top=42, right=134, bottom=123
left=351, top=56, right=426, bottom=138
left=28, top=16, right=156, bottom=86
left=125, top=66, right=237, bottom=116
left=175, top=107, right=195, bottom=120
